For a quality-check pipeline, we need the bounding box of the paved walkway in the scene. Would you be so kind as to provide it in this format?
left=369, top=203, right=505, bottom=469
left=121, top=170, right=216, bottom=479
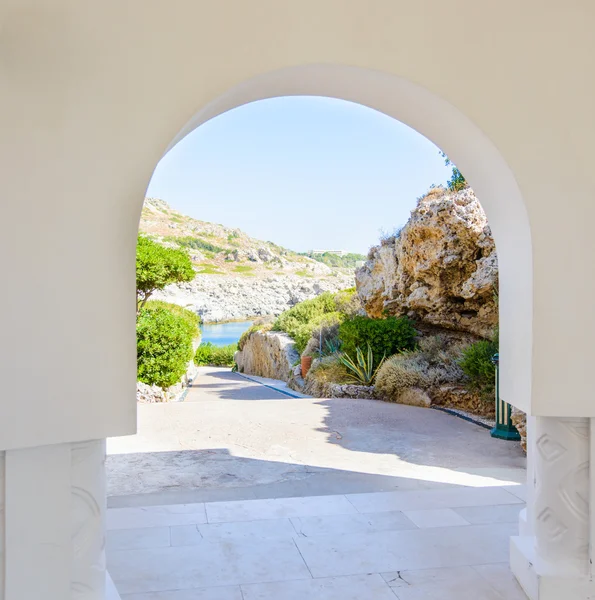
left=107, top=368, right=525, bottom=506
left=107, top=367, right=528, bottom=599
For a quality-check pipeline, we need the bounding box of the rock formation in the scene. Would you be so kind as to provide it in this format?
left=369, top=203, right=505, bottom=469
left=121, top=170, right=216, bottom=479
left=356, top=188, right=498, bottom=339
left=235, top=331, right=299, bottom=382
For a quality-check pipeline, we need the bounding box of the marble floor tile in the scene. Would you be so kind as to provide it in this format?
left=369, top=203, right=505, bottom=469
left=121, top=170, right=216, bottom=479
left=294, top=522, right=517, bottom=579
left=473, top=563, right=529, bottom=599
left=291, top=511, right=417, bottom=538
left=453, top=503, right=523, bottom=525
left=402, top=508, right=470, bottom=528
left=502, top=484, right=527, bottom=501
left=241, top=573, right=396, bottom=600
left=383, top=566, right=507, bottom=599
left=108, top=504, right=207, bottom=530
left=121, top=586, right=243, bottom=600
left=171, top=518, right=297, bottom=546
left=205, top=494, right=356, bottom=524
left=107, top=526, right=171, bottom=551
left=346, top=486, right=523, bottom=514
left=108, top=537, right=311, bottom=594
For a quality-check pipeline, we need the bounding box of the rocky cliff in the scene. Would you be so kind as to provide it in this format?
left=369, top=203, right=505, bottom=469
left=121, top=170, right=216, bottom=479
left=155, top=274, right=353, bottom=322
left=355, top=188, right=498, bottom=338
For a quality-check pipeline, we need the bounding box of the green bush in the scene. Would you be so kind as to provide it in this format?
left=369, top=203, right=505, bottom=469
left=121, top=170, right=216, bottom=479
left=273, top=292, right=342, bottom=354
left=144, top=300, right=200, bottom=340
left=458, top=339, right=498, bottom=396
left=137, top=306, right=195, bottom=388
left=194, top=342, right=237, bottom=367
left=339, top=316, right=417, bottom=367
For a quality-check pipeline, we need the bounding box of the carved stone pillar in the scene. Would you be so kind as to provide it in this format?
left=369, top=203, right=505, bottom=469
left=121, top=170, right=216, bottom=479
left=534, top=417, right=590, bottom=576
left=511, top=417, right=595, bottom=600
left=0, top=440, right=106, bottom=600
left=71, top=440, right=107, bottom=599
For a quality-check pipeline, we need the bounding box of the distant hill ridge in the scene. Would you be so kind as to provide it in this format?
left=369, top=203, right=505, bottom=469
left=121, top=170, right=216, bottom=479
left=140, top=197, right=363, bottom=278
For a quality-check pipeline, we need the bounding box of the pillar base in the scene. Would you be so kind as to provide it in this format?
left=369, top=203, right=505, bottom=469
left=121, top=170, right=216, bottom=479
left=511, top=536, right=595, bottom=600
left=490, top=425, right=522, bottom=440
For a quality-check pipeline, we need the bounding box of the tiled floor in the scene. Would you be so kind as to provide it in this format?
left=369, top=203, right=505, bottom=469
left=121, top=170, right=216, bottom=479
left=107, top=486, right=528, bottom=599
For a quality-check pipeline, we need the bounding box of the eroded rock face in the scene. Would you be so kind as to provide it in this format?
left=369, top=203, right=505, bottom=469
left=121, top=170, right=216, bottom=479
left=235, top=331, right=299, bottom=382
left=356, top=188, right=498, bottom=338
left=511, top=407, right=527, bottom=453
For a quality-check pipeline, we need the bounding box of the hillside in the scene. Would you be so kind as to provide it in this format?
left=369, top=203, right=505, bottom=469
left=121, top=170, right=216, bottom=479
left=140, top=198, right=355, bottom=321
left=140, top=198, right=354, bottom=278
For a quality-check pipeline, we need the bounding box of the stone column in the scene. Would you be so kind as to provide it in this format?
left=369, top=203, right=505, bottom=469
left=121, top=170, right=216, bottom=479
left=0, top=440, right=106, bottom=600
left=534, top=417, right=590, bottom=576
left=511, top=417, right=594, bottom=600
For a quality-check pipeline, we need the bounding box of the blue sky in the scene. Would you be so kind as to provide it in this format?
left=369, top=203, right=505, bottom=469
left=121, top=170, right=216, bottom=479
left=147, top=97, right=452, bottom=255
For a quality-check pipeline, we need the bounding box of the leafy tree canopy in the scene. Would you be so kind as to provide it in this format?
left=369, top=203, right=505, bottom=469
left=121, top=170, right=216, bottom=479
left=136, top=235, right=195, bottom=311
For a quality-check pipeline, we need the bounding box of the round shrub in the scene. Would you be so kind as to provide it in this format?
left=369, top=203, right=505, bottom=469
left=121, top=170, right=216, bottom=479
left=458, top=339, right=498, bottom=396
left=339, top=316, right=417, bottom=367
left=303, top=354, right=351, bottom=397
left=137, top=306, right=194, bottom=388
left=375, top=353, right=430, bottom=401
left=375, top=335, right=467, bottom=403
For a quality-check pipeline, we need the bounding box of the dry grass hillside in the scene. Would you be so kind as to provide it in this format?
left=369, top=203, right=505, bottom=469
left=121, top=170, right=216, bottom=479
left=140, top=198, right=353, bottom=279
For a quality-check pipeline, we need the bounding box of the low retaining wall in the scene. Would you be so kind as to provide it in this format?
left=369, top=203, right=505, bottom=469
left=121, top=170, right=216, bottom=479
left=235, top=330, right=299, bottom=382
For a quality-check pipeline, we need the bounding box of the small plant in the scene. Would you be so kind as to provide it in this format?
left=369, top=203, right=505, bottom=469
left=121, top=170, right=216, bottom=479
left=322, top=337, right=342, bottom=356
left=339, top=344, right=385, bottom=385
left=440, top=152, right=468, bottom=192
left=458, top=339, right=498, bottom=398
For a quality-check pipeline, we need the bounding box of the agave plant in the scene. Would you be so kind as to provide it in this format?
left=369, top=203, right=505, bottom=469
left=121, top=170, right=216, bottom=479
left=321, top=337, right=342, bottom=357
left=339, top=344, right=385, bottom=385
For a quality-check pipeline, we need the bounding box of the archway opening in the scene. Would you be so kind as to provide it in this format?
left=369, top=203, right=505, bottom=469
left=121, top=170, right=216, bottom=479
left=108, top=67, right=531, bottom=598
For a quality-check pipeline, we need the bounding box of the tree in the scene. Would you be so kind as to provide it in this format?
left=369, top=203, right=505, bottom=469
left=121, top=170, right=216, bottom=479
left=136, top=235, right=195, bottom=312
left=440, top=152, right=468, bottom=192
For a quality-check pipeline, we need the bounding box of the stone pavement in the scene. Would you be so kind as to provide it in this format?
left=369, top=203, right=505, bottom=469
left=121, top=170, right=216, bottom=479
left=107, top=486, right=528, bottom=599
left=107, top=367, right=528, bottom=598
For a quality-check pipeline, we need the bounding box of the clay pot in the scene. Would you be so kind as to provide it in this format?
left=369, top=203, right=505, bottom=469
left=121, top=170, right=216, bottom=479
left=300, top=355, right=313, bottom=378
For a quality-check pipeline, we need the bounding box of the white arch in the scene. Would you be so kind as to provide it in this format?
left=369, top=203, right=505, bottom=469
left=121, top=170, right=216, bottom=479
left=156, top=64, right=532, bottom=412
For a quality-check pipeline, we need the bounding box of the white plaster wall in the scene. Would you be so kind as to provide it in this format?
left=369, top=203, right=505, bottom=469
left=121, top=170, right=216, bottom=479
left=1, top=1, right=595, bottom=451
left=0, top=452, right=4, bottom=600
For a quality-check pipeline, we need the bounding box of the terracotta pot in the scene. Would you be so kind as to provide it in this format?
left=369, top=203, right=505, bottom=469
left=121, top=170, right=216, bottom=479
left=300, top=355, right=313, bottom=378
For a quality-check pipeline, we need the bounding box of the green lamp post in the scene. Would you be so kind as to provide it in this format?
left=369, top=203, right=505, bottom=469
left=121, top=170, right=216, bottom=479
left=490, top=353, right=521, bottom=441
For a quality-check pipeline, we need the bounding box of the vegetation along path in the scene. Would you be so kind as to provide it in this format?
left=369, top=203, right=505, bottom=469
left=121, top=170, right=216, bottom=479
left=107, top=367, right=525, bottom=507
